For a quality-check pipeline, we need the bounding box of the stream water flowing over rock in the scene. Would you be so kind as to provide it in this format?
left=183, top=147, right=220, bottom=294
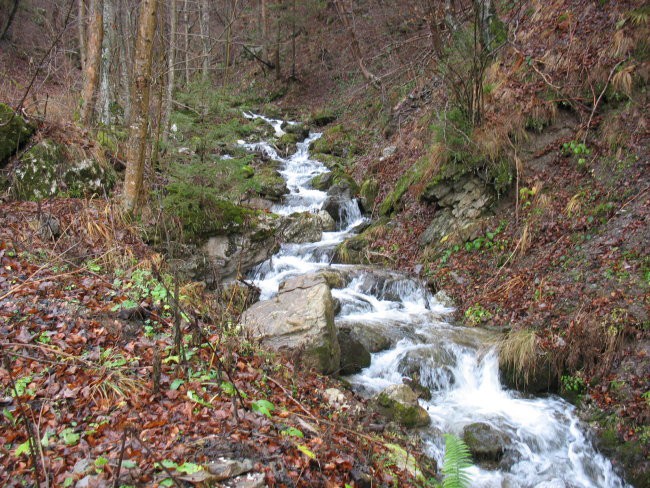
left=240, top=116, right=631, bottom=488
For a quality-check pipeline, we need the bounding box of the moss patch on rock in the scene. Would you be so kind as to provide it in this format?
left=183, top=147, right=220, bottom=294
left=0, top=103, right=34, bottom=166
left=12, top=140, right=62, bottom=200
left=375, top=384, right=430, bottom=428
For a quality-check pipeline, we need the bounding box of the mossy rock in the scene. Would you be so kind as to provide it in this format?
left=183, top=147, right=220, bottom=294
left=162, top=182, right=256, bottom=241
left=12, top=140, right=63, bottom=200
left=311, top=152, right=349, bottom=170
left=359, top=178, right=379, bottom=212
left=276, top=133, right=300, bottom=155
left=62, top=158, right=117, bottom=197
left=309, top=124, right=360, bottom=159
left=0, top=103, right=35, bottom=167
left=284, top=123, right=310, bottom=140
left=310, top=172, right=334, bottom=190
left=374, top=384, right=430, bottom=428
left=255, top=166, right=288, bottom=201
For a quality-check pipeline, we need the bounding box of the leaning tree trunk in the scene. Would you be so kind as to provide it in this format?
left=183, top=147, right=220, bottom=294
left=123, top=0, right=158, bottom=212
left=81, top=0, right=104, bottom=126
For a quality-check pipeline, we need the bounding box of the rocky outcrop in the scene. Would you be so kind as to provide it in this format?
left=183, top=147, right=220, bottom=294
left=419, top=174, right=494, bottom=246
left=462, top=422, right=509, bottom=465
left=374, top=384, right=430, bottom=428
left=0, top=103, right=34, bottom=166
left=241, top=274, right=340, bottom=374
left=317, top=210, right=336, bottom=232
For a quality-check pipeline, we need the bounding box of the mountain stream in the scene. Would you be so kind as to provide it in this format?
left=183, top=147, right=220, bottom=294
left=240, top=116, right=630, bottom=488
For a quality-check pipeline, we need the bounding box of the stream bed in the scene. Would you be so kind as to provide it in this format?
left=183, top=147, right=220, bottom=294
left=241, top=116, right=630, bottom=488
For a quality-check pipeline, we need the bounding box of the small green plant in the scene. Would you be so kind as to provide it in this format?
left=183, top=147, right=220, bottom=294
left=251, top=399, right=275, bottom=418
left=562, top=140, right=591, bottom=167
left=464, top=304, right=492, bottom=326
left=561, top=373, right=586, bottom=393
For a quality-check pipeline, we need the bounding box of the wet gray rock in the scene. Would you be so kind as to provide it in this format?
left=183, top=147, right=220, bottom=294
left=338, top=328, right=371, bottom=374
left=241, top=274, right=340, bottom=374
left=317, top=209, right=336, bottom=231
left=323, top=183, right=354, bottom=224
left=280, top=211, right=323, bottom=243
left=310, top=171, right=334, bottom=191
left=340, top=321, right=393, bottom=353
left=462, top=422, right=509, bottom=464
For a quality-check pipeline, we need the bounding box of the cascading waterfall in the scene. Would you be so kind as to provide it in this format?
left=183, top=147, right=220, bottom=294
left=241, top=115, right=631, bottom=487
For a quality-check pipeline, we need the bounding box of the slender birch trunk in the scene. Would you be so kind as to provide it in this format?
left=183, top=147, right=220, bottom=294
left=162, top=0, right=177, bottom=140
left=98, top=0, right=114, bottom=125
left=199, top=0, right=210, bottom=81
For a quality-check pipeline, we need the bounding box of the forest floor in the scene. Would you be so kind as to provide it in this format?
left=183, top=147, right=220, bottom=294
left=0, top=199, right=434, bottom=487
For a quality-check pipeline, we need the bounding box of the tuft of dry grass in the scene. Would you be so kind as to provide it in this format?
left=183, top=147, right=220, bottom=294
left=498, top=328, right=539, bottom=385
left=611, top=64, right=635, bottom=97
left=565, top=192, right=583, bottom=217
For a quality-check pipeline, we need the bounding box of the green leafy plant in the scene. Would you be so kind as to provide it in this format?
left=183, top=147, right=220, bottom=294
left=440, top=434, right=472, bottom=488
left=251, top=399, right=275, bottom=418
left=561, top=373, right=586, bottom=393
left=562, top=140, right=591, bottom=167
left=464, top=304, right=492, bottom=326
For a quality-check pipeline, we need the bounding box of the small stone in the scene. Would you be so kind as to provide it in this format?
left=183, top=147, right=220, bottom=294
left=206, top=458, right=254, bottom=481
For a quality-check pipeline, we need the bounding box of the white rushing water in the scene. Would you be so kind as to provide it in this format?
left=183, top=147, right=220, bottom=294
left=242, top=115, right=630, bottom=487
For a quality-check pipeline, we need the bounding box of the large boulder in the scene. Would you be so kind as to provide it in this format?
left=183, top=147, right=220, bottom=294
left=317, top=210, right=336, bottom=232
left=462, top=422, right=509, bottom=465
left=241, top=274, right=340, bottom=374
left=12, top=140, right=62, bottom=200
left=323, top=183, right=353, bottom=224
left=10, top=139, right=116, bottom=200
left=280, top=212, right=323, bottom=243
left=374, top=384, right=430, bottom=428
left=0, top=103, right=34, bottom=166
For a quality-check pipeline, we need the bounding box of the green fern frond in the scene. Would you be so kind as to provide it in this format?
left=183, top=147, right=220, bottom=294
left=441, top=434, right=473, bottom=488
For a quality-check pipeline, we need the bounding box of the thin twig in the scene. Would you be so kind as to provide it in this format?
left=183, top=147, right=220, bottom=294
left=112, top=429, right=129, bottom=488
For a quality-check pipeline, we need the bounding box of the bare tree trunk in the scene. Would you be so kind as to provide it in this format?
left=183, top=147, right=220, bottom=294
left=77, top=0, right=87, bottom=70
left=424, top=0, right=444, bottom=56
left=1, top=0, right=21, bottom=41
left=183, top=0, right=190, bottom=83
left=199, top=0, right=210, bottom=81
left=162, top=0, right=176, bottom=140
left=98, top=0, right=114, bottom=125
left=81, top=0, right=104, bottom=125
left=274, top=8, right=280, bottom=80
left=123, top=0, right=158, bottom=212
left=332, top=0, right=380, bottom=87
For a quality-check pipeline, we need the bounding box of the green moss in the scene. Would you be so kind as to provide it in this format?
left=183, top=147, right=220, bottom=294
left=162, top=183, right=255, bottom=241
left=311, top=152, right=349, bottom=170
left=63, top=158, right=117, bottom=197
left=309, top=124, right=361, bottom=158
left=376, top=392, right=430, bottom=428
left=276, top=133, right=300, bottom=154
left=0, top=103, right=35, bottom=166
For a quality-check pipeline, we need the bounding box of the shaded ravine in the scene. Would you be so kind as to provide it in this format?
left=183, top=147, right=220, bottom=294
left=241, top=115, right=630, bottom=488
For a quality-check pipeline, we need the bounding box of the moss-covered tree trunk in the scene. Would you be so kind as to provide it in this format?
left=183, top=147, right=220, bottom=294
left=123, top=0, right=158, bottom=212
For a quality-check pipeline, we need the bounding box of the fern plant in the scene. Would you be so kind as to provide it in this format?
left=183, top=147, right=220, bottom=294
left=441, top=434, right=473, bottom=488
